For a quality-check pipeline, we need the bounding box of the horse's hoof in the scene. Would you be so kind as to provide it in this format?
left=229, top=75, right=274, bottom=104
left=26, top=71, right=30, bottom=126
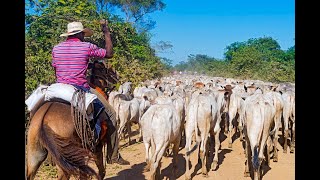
left=211, top=160, right=218, bottom=170
left=244, top=171, right=250, bottom=177
left=228, top=143, right=232, bottom=148
left=290, top=149, right=294, bottom=153
left=283, top=149, right=287, bottom=154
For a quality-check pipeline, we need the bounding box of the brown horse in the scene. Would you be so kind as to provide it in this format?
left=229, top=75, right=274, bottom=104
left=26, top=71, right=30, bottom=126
left=26, top=60, right=119, bottom=180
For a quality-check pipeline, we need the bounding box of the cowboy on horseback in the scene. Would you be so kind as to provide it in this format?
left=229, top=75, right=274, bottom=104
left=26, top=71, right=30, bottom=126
left=52, top=19, right=129, bottom=165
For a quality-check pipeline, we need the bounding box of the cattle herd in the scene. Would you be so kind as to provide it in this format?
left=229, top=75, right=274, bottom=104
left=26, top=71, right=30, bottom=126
left=107, top=74, right=295, bottom=180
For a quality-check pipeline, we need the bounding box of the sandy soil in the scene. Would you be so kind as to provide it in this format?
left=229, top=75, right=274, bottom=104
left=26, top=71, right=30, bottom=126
left=35, top=124, right=295, bottom=180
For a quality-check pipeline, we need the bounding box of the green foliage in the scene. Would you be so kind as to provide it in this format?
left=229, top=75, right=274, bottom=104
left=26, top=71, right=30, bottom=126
left=96, top=0, right=166, bottom=31
left=173, top=37, right=295, bottom=83
left=25, top=0, right=170, bottom=124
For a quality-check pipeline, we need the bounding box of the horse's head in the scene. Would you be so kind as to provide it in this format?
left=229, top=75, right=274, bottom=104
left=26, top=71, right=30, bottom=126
left=87, top=60, right=119, bottom=94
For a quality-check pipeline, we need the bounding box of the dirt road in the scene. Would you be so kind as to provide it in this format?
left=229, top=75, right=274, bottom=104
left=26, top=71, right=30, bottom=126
left=35, top=124, right=295, bottom=180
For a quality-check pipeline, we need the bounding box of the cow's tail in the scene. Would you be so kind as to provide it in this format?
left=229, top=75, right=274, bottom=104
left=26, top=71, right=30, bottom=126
left=252, top=103, right=266, bottom=170
left=187, top=100, right=201, bottom=156
left=252, top=145, right=259, bottom=170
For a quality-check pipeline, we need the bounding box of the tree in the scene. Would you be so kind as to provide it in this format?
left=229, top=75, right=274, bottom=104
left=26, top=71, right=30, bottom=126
left=25, top=0, right=168, bottom=95
left=283, top=45, right=295, bottom=61
left=224, top=41, right=246, bottom=61
left=97, top=0, right=166, bottom=32
left=224, top=37, right=285, bottom=62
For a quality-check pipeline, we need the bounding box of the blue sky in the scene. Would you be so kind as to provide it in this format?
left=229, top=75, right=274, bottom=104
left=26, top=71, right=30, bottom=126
left=146, top=0, right=295, bottom=65
left=26, top=0, right=295, bottom=66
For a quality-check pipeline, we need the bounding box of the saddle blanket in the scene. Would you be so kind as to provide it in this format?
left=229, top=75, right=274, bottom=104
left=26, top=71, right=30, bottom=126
left=25, top=83, right=97, bottom=113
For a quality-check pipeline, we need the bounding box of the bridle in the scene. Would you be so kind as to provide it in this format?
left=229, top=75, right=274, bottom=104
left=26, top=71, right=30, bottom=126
left=89, top=60, right=118, bottom=93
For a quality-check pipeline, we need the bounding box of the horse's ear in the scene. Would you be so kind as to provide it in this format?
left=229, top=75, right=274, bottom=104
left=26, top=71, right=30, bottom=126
left=101, top=60, right=108, bottom=68
left=88, top=62, right=94, bottom=69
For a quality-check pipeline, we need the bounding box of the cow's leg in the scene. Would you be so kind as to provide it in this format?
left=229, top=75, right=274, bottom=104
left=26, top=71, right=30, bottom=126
left=283, top=114, right=289, bottom=153
left=244, top=131, right=250, bottom=177
left=239, top=126, right=244, bottom=142
left=199, top=134, right=209, bottom=177
left=127, top=122, right=132, bottom=145
left=273, top=117, right=281, bottom=162
left=290, top=122, right=295, bottom=153
left=266, top=136, right=272, bottom=166
left=283, top=130, right=289, bottom=153
left=256, top=127, right=269, bottom=180
left=228, top=110, right=236, bottom=148
left=238, top=114, right=244, bottom=142
left=143, top=141, right=152, bottom=172
left=184, top=123, right=194, bottom=180
left=224, top=113, right=229, bottom=134
left=172, top=136, right=181, bottom=178
left=117, top=120, right=126, bottom=143
left=150, top=142, right=168, bottom=180
left=138, top=123, right=143, bottom=142
left=212, top=128, right=221, bottom=171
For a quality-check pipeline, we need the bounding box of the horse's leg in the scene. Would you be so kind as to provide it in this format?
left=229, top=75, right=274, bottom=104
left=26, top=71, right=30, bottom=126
left=57, top=166, right=70, bottom=180
left=26, top=125, right=48, bottom=180
left=94, top=143, right=106, bottom=180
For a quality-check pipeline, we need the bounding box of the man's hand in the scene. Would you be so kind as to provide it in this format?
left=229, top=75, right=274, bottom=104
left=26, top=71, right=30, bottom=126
left=100, top=19, right=109, bottom=33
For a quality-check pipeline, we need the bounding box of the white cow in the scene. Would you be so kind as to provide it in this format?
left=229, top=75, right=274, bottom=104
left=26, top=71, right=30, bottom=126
left=115, top=97, right=140, bottom=144
left=227, top=92, right=245, bottom=148
left=140, top=103, right=182, bottom=180
left=243, top=92, right=276, bottom=180
left=264, top=91, right=284, bottom=163
left=184, top=93, right=220, bottom=179
left=281, top=91, right=295, bottom=153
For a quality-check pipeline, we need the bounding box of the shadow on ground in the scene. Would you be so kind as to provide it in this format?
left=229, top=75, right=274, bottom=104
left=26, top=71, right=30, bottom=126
left=105, top=162, right=147, bottom=180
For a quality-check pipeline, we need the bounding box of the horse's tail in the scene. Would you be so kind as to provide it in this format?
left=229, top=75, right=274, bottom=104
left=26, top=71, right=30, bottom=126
left=38, top=103, right=98, bottom=179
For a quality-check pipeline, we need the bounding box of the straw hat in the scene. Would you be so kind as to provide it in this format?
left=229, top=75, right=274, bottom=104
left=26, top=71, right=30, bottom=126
left=60, top=22, right=93, bottom=37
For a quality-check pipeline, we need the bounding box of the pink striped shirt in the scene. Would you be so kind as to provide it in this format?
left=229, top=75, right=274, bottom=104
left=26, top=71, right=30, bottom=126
left=52, top=37, right=106, bottom=88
